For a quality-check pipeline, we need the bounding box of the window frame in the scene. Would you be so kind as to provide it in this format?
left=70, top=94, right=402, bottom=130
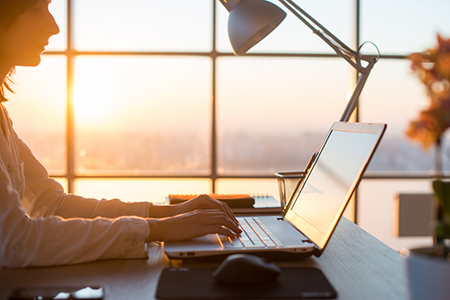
left=43, top=0, right=434, bottom=224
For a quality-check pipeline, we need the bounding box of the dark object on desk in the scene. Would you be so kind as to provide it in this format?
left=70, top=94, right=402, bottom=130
left=156, top=267, right=337, bottom=299
left=212, top=254, right=281, bottom=284
left=168, top=194, right=255, bottom=208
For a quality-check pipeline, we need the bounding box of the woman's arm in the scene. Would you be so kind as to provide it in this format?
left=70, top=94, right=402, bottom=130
left=16, top=135, right=151, bottom=220
left=0, top=155, right=149, bottom=268
left=18, top=135, right=238, bottom=223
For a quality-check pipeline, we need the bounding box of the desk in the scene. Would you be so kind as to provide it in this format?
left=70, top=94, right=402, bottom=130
left=0, top=218, right=408, bottom=300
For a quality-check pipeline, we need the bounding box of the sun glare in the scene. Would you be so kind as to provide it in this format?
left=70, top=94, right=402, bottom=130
left=73, top=83, right=111, bottom=126
left=73, top=59, right=118, bottom=129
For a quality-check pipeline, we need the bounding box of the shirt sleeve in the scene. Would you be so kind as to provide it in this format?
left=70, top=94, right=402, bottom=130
left=0, top=154, right=150, bottom=268
left=0, top=111, right=151, bottom=267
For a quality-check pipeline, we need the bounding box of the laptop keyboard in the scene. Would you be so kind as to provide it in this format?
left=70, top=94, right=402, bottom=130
left=224, top=217, right=283, bottom=248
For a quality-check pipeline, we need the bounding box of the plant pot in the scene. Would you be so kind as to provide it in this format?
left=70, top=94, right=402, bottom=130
left=406, top=246, right=450, bottom=300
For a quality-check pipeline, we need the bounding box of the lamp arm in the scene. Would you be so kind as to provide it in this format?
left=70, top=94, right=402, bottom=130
left=279, top=0, right=356, bottom=63
left=278, top=0, right=379, bottom=122
left=340, top=63, right=373, bottom=122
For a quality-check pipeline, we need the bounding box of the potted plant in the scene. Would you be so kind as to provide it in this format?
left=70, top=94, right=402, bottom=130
left=405, top=34, right=450, bottom=300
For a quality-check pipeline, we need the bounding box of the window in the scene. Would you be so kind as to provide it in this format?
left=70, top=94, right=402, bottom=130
left=73, top=56, right=212, bottom=176
left=4, top=0, right=450, bottom=250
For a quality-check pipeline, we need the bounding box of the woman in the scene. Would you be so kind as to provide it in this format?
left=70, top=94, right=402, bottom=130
left=0, top=0, right=241, bottom=268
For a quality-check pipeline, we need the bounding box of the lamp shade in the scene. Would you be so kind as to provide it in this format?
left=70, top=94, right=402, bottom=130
left=221, top=0, right=287, bottom=55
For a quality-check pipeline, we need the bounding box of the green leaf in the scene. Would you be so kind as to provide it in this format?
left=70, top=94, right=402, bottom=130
left=433, top=221, right=450, bottom=240
left=433, top=180, right=450, bottom=215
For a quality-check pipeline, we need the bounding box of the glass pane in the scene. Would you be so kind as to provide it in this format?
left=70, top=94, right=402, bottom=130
left=74, top=56, right=211, bottom=176
left=47, top=0, right=67, bottom=52
left=216, top=0, right=354, bottom=54
left=74, top=0, right=212, bottom=52
left=361, top=59, right=438, bottom=173
left=4, top=56, right=67, bottom=175
left=358, top=179, right=433, bottom=251
left=217, top=57, right=352, bottom=175
left=361, top=0, right=450, bottom=55
left=75, top=178, right=212, bottom=204
left=216, top=178, right=280, bottom=201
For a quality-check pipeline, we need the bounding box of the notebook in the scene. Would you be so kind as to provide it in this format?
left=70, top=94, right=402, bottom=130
left=164, top=122, right=386, bottom=259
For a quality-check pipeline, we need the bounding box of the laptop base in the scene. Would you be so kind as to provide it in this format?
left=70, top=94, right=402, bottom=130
left=164, top=248, right=315, bottom=262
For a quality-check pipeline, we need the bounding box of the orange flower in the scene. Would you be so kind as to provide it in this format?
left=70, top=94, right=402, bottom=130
left=436, top=34, right=450, bottom=79
left=406, top=108, right=443, bottom=149
left=407, top=34, right=450, bottom=150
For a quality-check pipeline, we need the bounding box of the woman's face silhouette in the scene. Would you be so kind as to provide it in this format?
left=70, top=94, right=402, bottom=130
left=0, top=0, right=60, bottom=70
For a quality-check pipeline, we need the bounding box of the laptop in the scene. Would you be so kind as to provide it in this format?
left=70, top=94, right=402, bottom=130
left=164, top=122, right=386, bottom=259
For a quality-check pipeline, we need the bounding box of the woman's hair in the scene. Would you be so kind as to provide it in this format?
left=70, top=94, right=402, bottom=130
left=0, top=0, right=40, bottom=102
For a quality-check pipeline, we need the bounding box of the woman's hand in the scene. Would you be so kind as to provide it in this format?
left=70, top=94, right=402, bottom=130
left=145, top=208, right=242, bottom=242
left=173, top=194, right=237, bottom=220
left=149, top=194, right=238, bottom=224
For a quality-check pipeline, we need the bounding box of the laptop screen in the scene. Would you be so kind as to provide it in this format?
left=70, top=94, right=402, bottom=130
left=284, top=122, right=385, bottom=250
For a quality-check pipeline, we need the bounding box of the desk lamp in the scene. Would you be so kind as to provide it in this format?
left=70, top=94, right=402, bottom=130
left=218, top=0, right=380, bottom=122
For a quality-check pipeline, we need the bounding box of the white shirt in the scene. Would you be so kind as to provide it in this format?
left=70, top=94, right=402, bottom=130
left=0, top=104, right=152, bottom=268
